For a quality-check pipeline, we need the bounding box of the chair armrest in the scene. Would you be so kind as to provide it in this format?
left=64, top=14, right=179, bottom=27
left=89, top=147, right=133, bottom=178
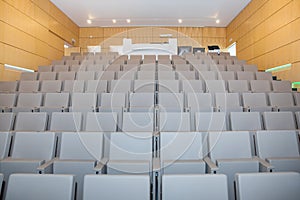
left=37, top=158, right=56, bottom=174
left=253, top=156, right=274, bottom=172
left=203, top=157, right=218, bottom=174
left=94, top=158, right=108, bottom=174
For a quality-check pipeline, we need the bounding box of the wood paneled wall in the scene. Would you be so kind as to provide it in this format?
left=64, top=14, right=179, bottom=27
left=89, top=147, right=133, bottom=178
left=79, top=27, right=227, bottom=53
left=0, top=0, right=79, bottom=80
left=227, top=0, right=300, bottom=82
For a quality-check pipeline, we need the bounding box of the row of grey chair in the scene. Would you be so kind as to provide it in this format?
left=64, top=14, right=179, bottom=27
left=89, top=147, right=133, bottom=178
left=1, top=110, right=300, bottom=132
left=0, top=130, right=299, bottom=199
left=2, top=172, right=300, bottom=200
left=0, top=79, right=292, bottom=94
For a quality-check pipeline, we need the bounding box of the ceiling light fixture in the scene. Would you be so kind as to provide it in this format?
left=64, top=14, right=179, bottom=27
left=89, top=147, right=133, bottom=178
left=216, top=19, right=220, bottom=24
left=112, top=19, right=117, bottom=23
left=126, top=19, right=131, bottom=23
left=87, top=19, right=92, bottom=24
left=178, top=19, right=183, bottom=24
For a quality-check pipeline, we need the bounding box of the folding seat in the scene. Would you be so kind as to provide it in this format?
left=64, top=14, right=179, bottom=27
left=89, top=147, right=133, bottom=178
left=84, top=112, right=118, bottom=131
left=69, top=64, right=86, bottom=72
left=49, top=112, right=82, bottom=131
left=243, top=93, right=271, bottom=112
left=195, top=112, right=228, bottom=131
left=133, top=80, right=156, bottom=92
left=57, top=71, right=76, bottom=80
left=206, top=131, right=272, bottom=200
left=52, top=60, right=65, bottom=65
left=109, top=80, right=132, bottom=92
left=0, top=81, right=18, bottom=93
left=39, top=132, right=104, bottom=200
left=62, top=80, right=85, bottom=93
left=157, top=93, right=184, bottom=112
left=198, top=71, right=217, bottom=80
left=5, top=174, right=75, bottom=200
left=219, top=59, right=233, bottom=65
left=38, top=72, right=57, bottom=80
left=128, top=92, right=155, bottom=112
left=217, top=71, right=236, bottom=80
left=159, top=112, right=191, bottom=131
left=157, top=71, right=176, bottom=80
left=14, top=112, right=48, bottom=131
left=250, top=80, right=272, bottom=93
left=230, top=112, right=263, bottom=131
left=234, top=59, right=247, bottom=65
left=53, top=65, right=69, bottom=72
left=160, top=132, right=209, bottom=174
left=205, top=80, right=227, bottom=92
left=96, top=71, right=115, bottom=80
left=18, top=80, right=40, bottom=93
left=235, top=172, right=300, bottom=200
left=85, top=80, right=107, bottom=93
left=0, top=113, right=15, bottom=131
left=83, top=175, right=150, bottom=200
left=106, top=132, right=153, bottom=174
left=227, top=64, right=242, bottom=71
left=76, top=71, right=95, bottom=80
left=191, top=64, right=210, bottom=72
left=243, top=64, right=258, bottom=72
left=175, top=64, right=191, bottom=71
left=255, top=130, right=300, bottom=172
left=162, top=174, right=229, bottom=200
left=105, top=64, right=122, bottom=71
left=82, top=60, right=96, bottom=66
left=177, top=71, right=196, bottom=80
left=66, top=60, right=80, bottom=66
left=40, top=80, right=62, bottom=93
left=236, top=71, right=255, bottom=80
left=181, top=80, right=204, bottom=93
left=227, top=80, right=250, bottom=93
left=215, top=93, right=243, bottom=112
left=86, top=64, right=103, bottom=71
left=122, top=64, right=140, bottom=71
left=38, top=65, right=52, bottom=72
left=268, top=92, right=300, bottom=112
left=211, top=64, right=227, bottom=71
left=69, top=93, right=97, bottom=112
left=255, top=72, right=273, bottom=80
left=140, top=64, right=156, bottom=71
left=137, top=71, right=156, bottom=80
left=12, top=93, right=43, bottom=112
left=271, top=80, right=292, bottom=92
left=40, top=92, right=69, bottom=114
left=186, top=92, right=214, bottom=112
left=0, top=132, right=10, bottom=160
left=0, top=93, right=16, bottom=112
left=122, top=112, right=154, bottom=131
left=20, top=72, right=38, bottom=80
left=0, top=132, right=56, bottom=196
left=263, top=111, right=297, bottom=130
left=158, top=80, right=180, bottom=93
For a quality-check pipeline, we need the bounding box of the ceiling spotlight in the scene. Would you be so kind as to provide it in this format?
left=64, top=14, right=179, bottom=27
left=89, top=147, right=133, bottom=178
left=112, top=19, right=117, bottom=23
left=216, top=19, right=220, bottom=24
left=178, top=19, right=183, bottom=24
left=87, top=19, right=92, bottom=24
left=126, top=19, right=131, bottom=23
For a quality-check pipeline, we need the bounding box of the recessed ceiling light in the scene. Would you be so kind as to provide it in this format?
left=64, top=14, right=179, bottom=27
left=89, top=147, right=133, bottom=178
left=126, top=19, right=131, bottom=23
left=87, top=19, right=92, bottom=24
left=112, top=19, right=117, bottom=23
left=216, top=19, right=220, bottom=24
left=178, top=19, right=183, bottom=24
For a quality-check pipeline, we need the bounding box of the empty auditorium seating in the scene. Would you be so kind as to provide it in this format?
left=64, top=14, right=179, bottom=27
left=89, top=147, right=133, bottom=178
left=12, top=93, right=43, bottom=112
left=242, top=93, right=272, bottom=112
left=230, top=112, right=263, bottom=131
left=122, top=112, right=154, bottom=131
left=49, top=112, right=82, bottom=131
left=159, top=112, right=191, bottom=131
left=84, top=112, right=118, bottom=131
left=14, top=112, right=48, bottom=131
left=0, top=113, right=15, bottom=131
left=268, top=92, right=300, bottom=112
left=262, top=111, right=297, bottom=130
left=0, top=93, right=16, bottom=112
left=0, top=81, right=18, bottom=93
left=195, top=112, right=228, bottom=131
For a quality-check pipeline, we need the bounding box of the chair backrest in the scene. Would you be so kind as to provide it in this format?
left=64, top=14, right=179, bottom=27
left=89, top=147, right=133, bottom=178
left=11, top=132, right=56, bottom=160
left=181, top=80, right=204, bottom=93
left=250, top=80, right=272, bottom=92
left=83, top=175, right=150, bottom=200
left=20, top=72, right=38, bottom=80
left=227, top=64, right=242, bottom=71
left=16, top=93, right=43, bottom=107
left=158, top=80, right=180, bottom=93
left=0, top=81, right=18, bottom=93
left=76, top=71, right=95, bottom=80
left=71, top=93, right=97, bottom=109
left=5, top=174, right=75, bottom=200
left=272, top=80, right=291, bottom=92
left=235, top=172, right=300, bottom=200
left=0, top=132, right=10, bottom=159
left=50, top=112, right=82, bottom=131
left=133, top=80, right=156, bottom=92
left=99, top=93, right=126, bottom=108
left=215, top=93, right=241, bottom=108
left=195, top=112, right=228, bottom=131
left=208, top=131, right=253, bottom=163
left=255, top=72, right=273, bottom=80
left=230, top=112, right=262, bottom=131
left=218, top=71, right=236, bottom=81
left=255, top=130, right=300, bottom=159
left=268, top=93, right=295, bottom=107
left=116, top=71, right=136, bottom=80
left=122, top=112, right=154, bottom=132
left=38, top=66, right=52, bottom=72
left=14, top=112, right=48, bottom=131
left=158, top=93, right=184, bottom=111
left=236, top=71, right=255, bottom=81
left=227, top=80, right=249, bottom=93
left=137, top=71, right=155, bottom=79
left=162, top=174, right=228, bottom=200
left=242, top=93, right=269, bottom=107
left=40, top=80, right=62, bottom=92
left=84, top=112, right=118, bottom=132
left=205, top=80, right=227, bottom=92
left=243, top=64, right=258, bottom=72
left=0, top=93, right=16, bottom=108
left=129, top=92, right=155, bottom=108
left=18, top=81, right=40, bottom=92
left=109, top=132, right=153, bottom=161
left=177, top=71, right=196, bottom=80
left=294, top=93, right=300, bottom=106
left=38, top=72, right=57, bottom=80
left=43, top=93, right=69, bottom=108
left=59, top=132, right=104, bottom=160
left=198, top=71, right=217, bottom=80
left=109, top=80, right=132, bottom=92
left=62, top=80, right=85, bottom=93
left=159, top=112, right=191, bottom=131
left=57, top=72, right=76, bottom=80
left=85, top=80, right=107, bottom=93
left=263, top=111, right=296, bottom=130
left=53, top=65, right=69, bottom=72
left=157, top=71, right=176, bottom=80
left=0, top=113, right=15, bottom=131
left=187, top=93, right=213, bottom=109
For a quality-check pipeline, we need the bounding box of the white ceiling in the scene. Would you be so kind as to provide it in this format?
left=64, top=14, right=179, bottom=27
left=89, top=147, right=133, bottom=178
left=50, top=0, right=251, bottom=27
